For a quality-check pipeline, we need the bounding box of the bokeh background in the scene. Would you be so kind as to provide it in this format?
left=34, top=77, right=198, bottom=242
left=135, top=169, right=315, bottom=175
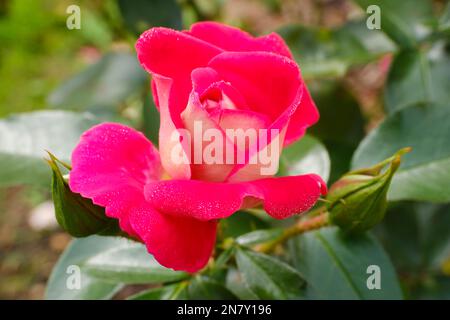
left=0, top=0, right=449, bottom=299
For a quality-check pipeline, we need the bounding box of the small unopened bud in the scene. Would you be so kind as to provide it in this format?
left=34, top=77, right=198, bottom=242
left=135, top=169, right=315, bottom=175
left=327, top=148, right=411, bottom=233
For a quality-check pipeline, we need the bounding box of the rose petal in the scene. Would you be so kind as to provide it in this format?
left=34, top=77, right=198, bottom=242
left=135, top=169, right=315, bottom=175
left=191, top=67, right=247, bottom=109
left=284, top=86, right=320, bottom=145
left=136, top=27, right=222, bottom=121
left=209, top=51, right=301, bottom=122
left=226, top=125, right=287, bottom=182
left=188, top=21, right=293, bottom=58
left=136, top=28, right=223, bottom=179
left=69, top=123, right=162, bottom=236
left=181, top=92, right=236, bottom=181
left=154, top=76, right=192, bottom=179
left=129, top=202, right=217, bottom=273
left=144, top=174, right=327, bottom=221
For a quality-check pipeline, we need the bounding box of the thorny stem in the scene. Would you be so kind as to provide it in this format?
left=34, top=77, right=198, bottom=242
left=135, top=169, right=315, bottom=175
left=254, top=210, right=330, bottom=254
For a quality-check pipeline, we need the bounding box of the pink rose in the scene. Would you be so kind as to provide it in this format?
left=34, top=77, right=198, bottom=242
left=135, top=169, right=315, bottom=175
left=68, top=22, right=326, bottom=273
left=136, top=21, right=320, bottom=181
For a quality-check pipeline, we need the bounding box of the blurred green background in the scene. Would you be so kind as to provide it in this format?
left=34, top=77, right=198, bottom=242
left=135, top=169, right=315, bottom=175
left=0, top=0, right=449, bottom=299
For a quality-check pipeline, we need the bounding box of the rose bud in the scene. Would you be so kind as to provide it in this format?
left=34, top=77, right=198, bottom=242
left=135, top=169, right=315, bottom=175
left=326, top=148, right=411, bottom=234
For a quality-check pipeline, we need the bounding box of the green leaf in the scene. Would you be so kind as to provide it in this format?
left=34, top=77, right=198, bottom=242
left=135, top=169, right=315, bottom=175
left=45, top=236, right=126, bottom=300
left=236, top=229, right=283, bottom=247
left=354, top=0, right=434, bottom=48
left=0, top=111, right=99, bottom=187
left=279, top=19, right=395, bottom=79
left=187, top=276, right=237, bottom=300
left=352, top=102, right=450, bottom=202
left=376, top=202, right=450, bottom=273
left=225, top=268, right=259, bottom=300
left=48, top=153, right=121, bottom=237
left=235, top=248, right=305, bottom=299
left=83, top=242, right=188, bottom=284
left=375, top=202, right=450, bottom=298
left=127, top=284, right=185, bottom=300
left=118, top=0, right=182, bottom=34
left=278, top=134, right=330, bottom=183
left=289, top=227, right=403, bottom=299
left=385, top=48, right=450, bottom=113
left=48, top=52, right=147, bottom=111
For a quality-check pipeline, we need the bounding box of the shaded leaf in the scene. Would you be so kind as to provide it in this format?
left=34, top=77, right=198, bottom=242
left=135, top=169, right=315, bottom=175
left=235, top=248, right=305, bottom=299
left=48, top=52, right=147, bottom=111
left=187, top=276, right=237, bottom=300
left=225, top=268, right=259, bottom=300
left=289, top=227, right=403, bottom=299
left=376, top=202, right=450, bottom=273
left=83, top=242, right=188, bottom=284
left=236, top=229, right=283, bottom=247
left=385, top=48, right=450, bottom=113
left=279, top=19, right=395, bottom=79
left=354, top=0, right=434, bottom=48
left=45, top=236, right=125, bottom=300
left=127, top=284, right=185, bottom=300
left=0, top=111, right=99, bottom=187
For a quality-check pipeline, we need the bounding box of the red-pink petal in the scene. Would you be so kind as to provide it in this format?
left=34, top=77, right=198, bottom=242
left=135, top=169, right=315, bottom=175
left=69, top=123, right=162, bottom=236
left=144, top=174, right=327, bottom=221
left=191, top=67, right=248, bottom=109
left=136, top=27, right=222, bottom=122
left=209, top=51, right=301, bottom=122
left=284, top=86, right=320, bottom=145
left=187, top=21, right=293, bottom=59
left=129, top=202, right=217, bottom=273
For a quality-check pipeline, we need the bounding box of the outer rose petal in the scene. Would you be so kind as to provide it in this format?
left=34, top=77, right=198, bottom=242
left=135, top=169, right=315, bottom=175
left=69, top=123, right=162, bottom=236
left=69, top=123, right=216, bottom=272
left=129, top=201, right=217, bottom=273
left=187, top=21, right=293, bottom=59
left=144, top=174, right=327, bottom=221
left=284, top=86, right=320, bottom=145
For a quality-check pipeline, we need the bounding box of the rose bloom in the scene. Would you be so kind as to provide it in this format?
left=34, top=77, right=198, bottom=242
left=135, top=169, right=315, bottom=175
left=69, top=22, right=327, bottom=273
